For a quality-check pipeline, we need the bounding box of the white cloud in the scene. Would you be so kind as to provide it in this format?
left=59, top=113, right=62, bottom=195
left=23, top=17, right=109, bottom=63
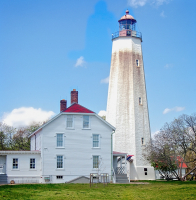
left=75, top=56, right=86, bottom=67
left=128, top=0, right=171, bottom=7
left=152, top=130, right=160, bottom=135
left=160, top=11, right=166, bottom=17
left=127, top=0, right=147, bottom=7
left=98, top=110, right=107, bottom=117
left=2, top=107, right=55, bottom=128
left=151, top=130, right=160, bottom=138
left=154, top=0, right=170, bottom=6
left=163, top=107, right=185, bottom=114
left=164, top=63, right=173, bottom=68
left=100, top=76, right=109, bottom=84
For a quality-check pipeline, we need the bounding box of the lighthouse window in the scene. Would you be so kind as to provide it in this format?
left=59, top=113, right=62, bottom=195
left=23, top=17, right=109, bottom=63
left=136, top=60, right=139, bottom=67
left=141, top=137, right=144, bottom=145
left=139, top=97, right=142, bottom=105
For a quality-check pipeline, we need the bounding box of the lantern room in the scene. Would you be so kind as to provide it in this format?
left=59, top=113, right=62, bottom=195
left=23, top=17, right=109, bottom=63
left=118, top=10, right=137, bottom=31
left=112, top=10, right=142, bottom=40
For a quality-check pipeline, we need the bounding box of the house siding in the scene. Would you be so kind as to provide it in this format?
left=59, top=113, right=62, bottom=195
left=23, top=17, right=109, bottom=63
left=40, top=113, right=113, bottom=183
left=6, top=153, right=41, bottom=184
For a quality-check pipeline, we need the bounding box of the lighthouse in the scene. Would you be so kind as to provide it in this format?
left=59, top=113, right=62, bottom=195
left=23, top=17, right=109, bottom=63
left=107, top=10, right=155, bottom=180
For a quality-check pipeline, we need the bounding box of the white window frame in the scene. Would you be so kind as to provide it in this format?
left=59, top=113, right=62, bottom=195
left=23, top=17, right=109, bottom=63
left=136, top=59, right=139, bottom=67
left=56, top=155, right=64, bottom=169
left=92, top=134, right=100, bottom=148
left=56, top=133, right=64, bottom=148
left=92, top=155, right=100, bottom=169
left=83, top=115, right=90, bottom=129
left=12, top=158, right=19, bottom=170
left=66, top=115, right=74, bottom=129
left=30, top=158, right=36, bottom=170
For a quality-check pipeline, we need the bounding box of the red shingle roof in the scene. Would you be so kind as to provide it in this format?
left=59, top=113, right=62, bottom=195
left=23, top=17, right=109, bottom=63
left=63, top=103, right=94, bottom=113
left=113, top=151, right=127, bottom=155
left=177, top=156, right=188, bottom=168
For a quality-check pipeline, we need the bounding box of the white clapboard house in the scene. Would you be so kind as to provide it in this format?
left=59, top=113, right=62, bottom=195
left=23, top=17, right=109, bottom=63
left=0, top=90, right=116, bottom=184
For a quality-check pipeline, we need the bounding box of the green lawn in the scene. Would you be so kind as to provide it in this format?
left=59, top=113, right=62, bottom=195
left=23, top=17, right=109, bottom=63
left=0, top=181, right=196, bottom=200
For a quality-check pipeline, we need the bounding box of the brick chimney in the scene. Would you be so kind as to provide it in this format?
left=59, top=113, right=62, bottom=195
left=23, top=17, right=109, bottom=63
left=60, top=99, right=67, bottom=112
left=71, top=89, right=78, bottom=104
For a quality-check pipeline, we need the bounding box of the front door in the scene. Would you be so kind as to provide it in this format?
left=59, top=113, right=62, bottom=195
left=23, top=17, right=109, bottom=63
left=0, top=156, right=6, bottom=174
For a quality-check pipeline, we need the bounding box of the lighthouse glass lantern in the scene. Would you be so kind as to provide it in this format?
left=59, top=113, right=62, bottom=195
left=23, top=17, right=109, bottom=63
left=112, top=10, right=141, bottom=39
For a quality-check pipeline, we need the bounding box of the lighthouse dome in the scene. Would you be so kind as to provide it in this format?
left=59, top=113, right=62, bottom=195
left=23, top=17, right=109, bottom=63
left=118, top=10, right=136, bottom=22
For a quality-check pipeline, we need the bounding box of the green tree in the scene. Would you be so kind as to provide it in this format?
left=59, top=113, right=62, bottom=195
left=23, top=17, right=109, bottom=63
left=144, top=113, right=196, bottom=181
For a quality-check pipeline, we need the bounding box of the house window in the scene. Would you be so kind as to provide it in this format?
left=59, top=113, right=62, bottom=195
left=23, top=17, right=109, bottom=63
left=93, top=156, right=99, bottom=169
left=13, top=158, right=18, bottom=169
left=139, top=97, right=142, bottom=105
left=57, top=133, right=63, bottom=147
left=56, top=176, right=63, bottom=179
left=67, top=115, right=73, bottom=128
left=57, top=155, right=63, bottom=169
left=30, top=158, right=35, bottom=169
left=145, top=172, right=147, bottom=175
left=93, top=134, right=100, bottom=148
left=144, top=168, right=147, bottom=171
left=136, top=59, right=139, bottom=67
left=83, top=115, right=90, bottom=128
left=141, top=137, right=144, bottom=145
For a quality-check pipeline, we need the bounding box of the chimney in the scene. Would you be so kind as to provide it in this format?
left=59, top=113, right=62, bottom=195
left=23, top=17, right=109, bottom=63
left=60, top=99, right=67, bottom=112
left=71, top=89, right=78, bottom=104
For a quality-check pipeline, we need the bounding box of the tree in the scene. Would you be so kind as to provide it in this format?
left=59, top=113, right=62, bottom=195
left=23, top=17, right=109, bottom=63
left=100, top=115, right=106, bottom=120
left=143, top=113, right=196, bottom=181
left=0, top=122, right=16, bottom=150
left=0, top=131, right=6, bottom=150
left=0, top=122, right=41, bottom=151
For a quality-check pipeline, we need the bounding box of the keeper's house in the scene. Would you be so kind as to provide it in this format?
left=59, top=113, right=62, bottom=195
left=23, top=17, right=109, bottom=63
left=0, top=90, right=115, bottom=184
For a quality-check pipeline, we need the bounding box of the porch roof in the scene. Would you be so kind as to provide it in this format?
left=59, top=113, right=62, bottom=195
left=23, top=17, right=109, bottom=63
left=113, top=151, right=127, bottom=156
left=0, top=151, right=41, bottom=155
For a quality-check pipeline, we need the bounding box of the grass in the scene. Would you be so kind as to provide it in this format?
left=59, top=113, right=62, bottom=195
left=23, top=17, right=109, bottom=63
left=0, top=181, right=196, bottom=200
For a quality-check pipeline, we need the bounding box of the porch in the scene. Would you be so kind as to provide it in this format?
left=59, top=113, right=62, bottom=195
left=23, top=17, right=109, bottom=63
left=0, top=155, right=7, bottom=184
left=113, top=151, right=129, bottom=183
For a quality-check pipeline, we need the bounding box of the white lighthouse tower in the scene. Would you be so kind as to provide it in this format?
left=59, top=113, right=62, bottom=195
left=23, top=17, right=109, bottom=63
left=107, top=10, right=155, bottom=180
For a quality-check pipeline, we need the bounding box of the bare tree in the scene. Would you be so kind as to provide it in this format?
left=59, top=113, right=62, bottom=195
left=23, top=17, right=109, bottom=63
left=143, top=113, right=196, bottom=181
left=0, top=122, right=41, bottom=151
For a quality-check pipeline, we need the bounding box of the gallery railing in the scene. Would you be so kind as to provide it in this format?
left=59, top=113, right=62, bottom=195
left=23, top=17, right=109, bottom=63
left=112, top=30, right=142, bottom=40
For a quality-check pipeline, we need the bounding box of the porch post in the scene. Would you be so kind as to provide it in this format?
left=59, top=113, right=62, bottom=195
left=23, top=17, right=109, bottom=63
left=120, top=156, right=122, bottom=167
left=125, top=155, right=127, bottom=174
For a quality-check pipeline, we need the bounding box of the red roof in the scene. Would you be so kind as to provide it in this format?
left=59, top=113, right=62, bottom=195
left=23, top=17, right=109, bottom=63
left=118, top=10, right=136, bottom=22
left=177, top=156, right=188, bottom=168
left=63, top=103, right=94, bottom=113
left=113, top=151, right=127, bottom=155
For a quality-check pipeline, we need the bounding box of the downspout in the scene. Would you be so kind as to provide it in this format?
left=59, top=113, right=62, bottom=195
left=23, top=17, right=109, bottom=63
left=111, top=131, right=115, bottom=182
left=35, top=134, right=36, bottom=150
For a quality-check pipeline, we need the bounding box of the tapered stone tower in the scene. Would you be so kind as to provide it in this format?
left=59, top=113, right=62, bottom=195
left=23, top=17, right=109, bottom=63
left=107, top=10, right=154, bottom=180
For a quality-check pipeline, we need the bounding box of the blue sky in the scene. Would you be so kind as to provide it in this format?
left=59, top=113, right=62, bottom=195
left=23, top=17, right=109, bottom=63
left=0, top=0, right=196, bottom=134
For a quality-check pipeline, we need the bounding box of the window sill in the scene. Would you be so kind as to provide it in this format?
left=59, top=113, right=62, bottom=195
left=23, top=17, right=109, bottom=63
left=56, top=147, right=65, bottom=149
left=92, top=147, right=101, bottom=149
left=12, top=169, right=19, bottom=171
left=56, top=169, right=65, bottom=171
left=29, top=169, right=37, bottom=171
left=82, top=128, right=91, bottom=130
left=66, top=128, right=74, bottom=130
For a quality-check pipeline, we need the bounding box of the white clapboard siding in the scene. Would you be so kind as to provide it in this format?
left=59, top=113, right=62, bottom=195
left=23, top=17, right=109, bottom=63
left=38, top=113, right=113, bottom=183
